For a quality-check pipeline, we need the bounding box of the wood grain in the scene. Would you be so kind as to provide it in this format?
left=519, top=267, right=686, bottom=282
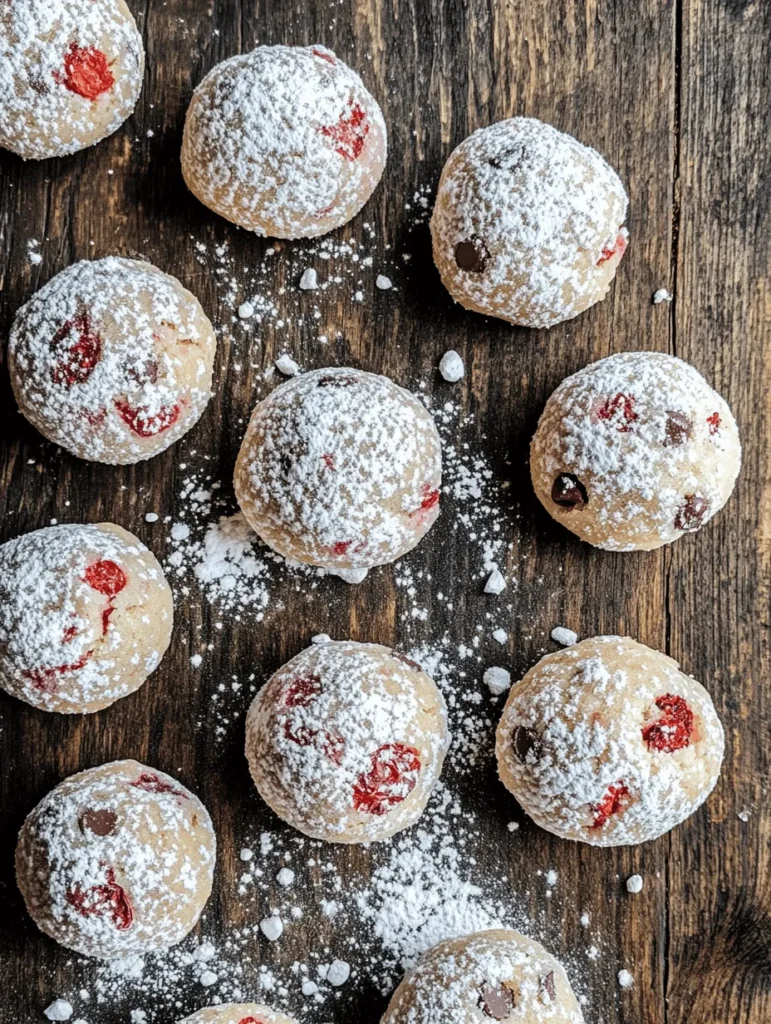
left=1, top=0, right=769, bottom=1021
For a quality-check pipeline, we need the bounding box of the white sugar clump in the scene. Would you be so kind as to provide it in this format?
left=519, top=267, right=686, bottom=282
left=484, top=568, right=506, bottom=594
left=312, top=633, right=332, bottom=644
left=626, top=873, right=643, bottom=893
left=439, top=350, right=465, bottom=382
left=190, top=654, right=203, bottom=668
left=376, top=274, right=393, bottom=290
left=492, top=628, right=508, bottom=645
left=276, top=868, right=295, bottom=887
left=238, top=301, right=255, bottom=318
left=275, top=354, right=300, bottom=376
left=484, top=667, right=511, bottom=695
left=44, top=1001, right=73, bottom=1022
left=299, top=268, right=318, bottom=290
left=239, top=848, right=254, bottom=861
left=144, top=512, right=159, bottom=523
left=335, top=566, right=369, bottom=584
left=326, top=959, right=351, bottom=986
left=653, top=288, right=673, bottom=304
left=618, top=969, right=635, bottom=989
left=199, top=970, right=218, bottom=987
left=260, top=915, right=284, bottom=941
left=551, top=626, right=578, bottom=646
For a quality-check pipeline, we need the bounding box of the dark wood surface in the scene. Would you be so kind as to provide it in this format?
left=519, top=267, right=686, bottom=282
left=1, top=1, right=769, bottom=1021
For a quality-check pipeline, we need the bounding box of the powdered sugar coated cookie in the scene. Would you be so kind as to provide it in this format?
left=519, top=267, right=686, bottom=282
left=245, top=641, right=449, bottom=843
left=234, top=367, right=442, bottom=571
left=0, top=0, right=144, bottom=160
left=530, top=352, right=741, bottom=550
left=380, top=929, right=584, bottom=1023
left=431, top=117, right=628, bottom=329
left=496, top=637, right=724, bottom=847
left=0, top=523, right=172, bottom=714
left=16, top=760, right=216, bottom=958
left=181, top=44, right=387, bottom=238
left=9, top=257, right=217, bottom=464
left=178, top=1005, right=297, bottom=1024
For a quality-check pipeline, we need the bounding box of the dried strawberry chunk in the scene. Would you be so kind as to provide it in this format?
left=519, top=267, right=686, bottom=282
left=66, top=866, right=133, bottom=930
left=352, top=743, right=421, bottom=816
left=674, top=494, right=710, bottom=532
left=285, top=675, right=322, bottom=707
left=590, top=782, right=629, bottom=829
left=54, top=43, right=115, bottom=101
left=664, top=411, right=692, bottom=447
left=707, top=412, right=721, bottom=435
left=642, top=694, right=694, bottom=753
left=23, top=651, right=92, bottom=693
left=319, top=101, right=369, bottom=160
left=312, top=47, right=336, bottom=65
left=50, top=312, right=102, bottom=388
left=595, top=392, right=638, bottom=432
left=282, top=720, right=345, bottom=765
left=84, top=559, right=127, bottom=598
left=597, top=229, right=628, bottom=266
left=130, top=772, right=188, bottom=799
left=331, top=540, right=352, bottom=556
left=419, top=487, right=440, bottom=511
left=115, top=400, right=181, bottom=437
left=479, top=981, right=514, bottom=1019
left=80, top=808, right=118, bottom=836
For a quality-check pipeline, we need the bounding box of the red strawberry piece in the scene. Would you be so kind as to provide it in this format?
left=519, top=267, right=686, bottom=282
left=285, top=675, right=322, bottom=707
left=597, top=229, right=628, bottom=266
left=50, top=312, right=102, bottom=388
left=322, top=453, right=336, bottom=470
left=419, top=487, right=440, bottom=511
left=130, top=772, right=188, bottom=799
left=541, top=972, right=556, bottom=1002
left=84, top=560, right=127, bottom=598
left=54, top=43, right=115, bottom=100
left=312, top=48, right=336, bottom=65
left=331, top=541, right=352, bottom=556
left=319, top=101, right=369, bottom=160
left=23, top=651, right=92, bottom=693
left=642, top=694, right=694, bottom=753
left=595, top=392, right=638, bottom=431
left=590, top=782, right=629, bottom=829
left=674, top=494, right=710, bottom=532
left=664, top=411, right=692, bottom=447
left=707, top=412, right=721, bottom=435
left=282, top=720, right=345, bottom=764
left=391, top=650, right=423, bottom=672
left=115, top=400, right=181, bottom=437
left=352, top=743, right=421, bottom=816
left=66, top=866, right=133, bottom=930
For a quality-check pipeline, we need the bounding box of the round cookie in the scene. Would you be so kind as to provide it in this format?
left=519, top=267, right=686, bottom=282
left=430, top=117, right=628, bottom=329
left=0, top=523, right=172, bottom=714
left=530, top=352, right=741, bottom=550
left=1, top=0, right=144, bottom=160
left=9, top=257, right=217, bottom=464
left=181, top=44, right=387, bottom=238
left=179, top=1005, right=297, bottom=1024
left=380, top=929, right=584, bottom=1024
left=495, top=637, right=725, bottom=847
left=245, top=640, right=449, bottom=843
left=16, top=760, right=216, bottom=958
left=234, top=367, right=442, bottom=572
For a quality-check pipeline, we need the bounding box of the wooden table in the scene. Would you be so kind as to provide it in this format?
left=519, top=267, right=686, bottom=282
left=1, top=1, right=769, bottom=1021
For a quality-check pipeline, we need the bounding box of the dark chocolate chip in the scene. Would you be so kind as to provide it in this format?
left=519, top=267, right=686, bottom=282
left=512, top=725, right=540, bottom=763
left=664, top=411, right=692, bottom=447
left=80, top=808, right=118, bottom=837
left=541, top=971, right=556, bottom=1002
left=674, top=494, right=710, bottom=532
left=479, top=982, right=514, bottom=1019
left=454, top=235, right=490, bottom=273
left=551, top=474, right=588, bottom=510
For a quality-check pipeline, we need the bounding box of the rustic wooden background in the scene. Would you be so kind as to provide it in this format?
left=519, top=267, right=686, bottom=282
left=1, top=0, right=769, bottom=1021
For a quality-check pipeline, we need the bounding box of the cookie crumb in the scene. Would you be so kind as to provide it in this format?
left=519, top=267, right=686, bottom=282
left=299, top=268, right=318, bottom=290
left=551, top=626, right=578, bottom=646
left=275, top=354, right=300, bottom=376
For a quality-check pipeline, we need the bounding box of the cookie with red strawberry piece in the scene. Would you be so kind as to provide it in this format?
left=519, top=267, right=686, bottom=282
left=179, top=1005, right=297, bottom=1024
left=245, top=641, right=448, bottom=843
left=380, top=929, right=584, bottom=1024
left=431, top=117, right=628, bottom=328
left=234, top=367, right=442, bottom=573
left=15, top=760, right=215, bottom=958
left=181, top=45, right=387, bottom=238
left=0, top=523, right=172, bottom=714
left=0, top=0, right=144, bottom=160
left=496, top=637, right=724, bottom=846
left=530, top=352, right=741, bottom=550
left=9, top=257, right=216, bottom=464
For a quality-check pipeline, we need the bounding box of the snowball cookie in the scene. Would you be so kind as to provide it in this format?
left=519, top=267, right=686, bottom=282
left=245, top=641, right=449, bottom=843
left=0, top=523, right=172, bottom=714
left=530, top=352, right=741, bottom=550
left=16, top=759, right=216, bottom=958
left=0, top=0, right=144, bottom=160
left=179, top=1005, right=297, bottom=1024
left=430, top=117, right=628, bottom=329
left=496, top=637, right=725, bottom=847
left=181, top=44, right=387, bottom=238
left=9, top=257, right=217, bottom=464
left=234, top=367, right=442, bottom=571
left=381, top=929, right=584, bottom=1024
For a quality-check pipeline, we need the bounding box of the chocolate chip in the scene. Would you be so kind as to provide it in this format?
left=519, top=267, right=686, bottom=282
left=674, top=494, right=710, bottom=532
left=479, top=982, right=514, bottom=1019
left=541, top=971, right=556, bottom=1002
left=512, top=725, right=540, bottom=763
left=664, top=411, right=692, bottom=447
left=316, top=374, right=358, bottom=388
left=391, top=650, right=422, bottom=672
left=551, top=474, right=587, bottom=510
left=454, top=236, right=489, bottom=273
left=80, top=808, right=118, bottom=836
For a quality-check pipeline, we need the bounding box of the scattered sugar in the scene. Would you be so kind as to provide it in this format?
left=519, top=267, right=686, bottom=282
left=375, top=274, right=392, bottom=290
left=483, top=666, right=511, bottom=695
left=275, top=353, right=300, bottom=376
left=618, top=969, right=634, bottom=989
left=44, top=1001, right=73, bottom=1022
left=653, top=288, right=673, bottom=304
left=484, top=568, right=506, bottom=594
left=299, top=268, right=318, bottom=290
left=626, top=874, right=643, bottom=894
